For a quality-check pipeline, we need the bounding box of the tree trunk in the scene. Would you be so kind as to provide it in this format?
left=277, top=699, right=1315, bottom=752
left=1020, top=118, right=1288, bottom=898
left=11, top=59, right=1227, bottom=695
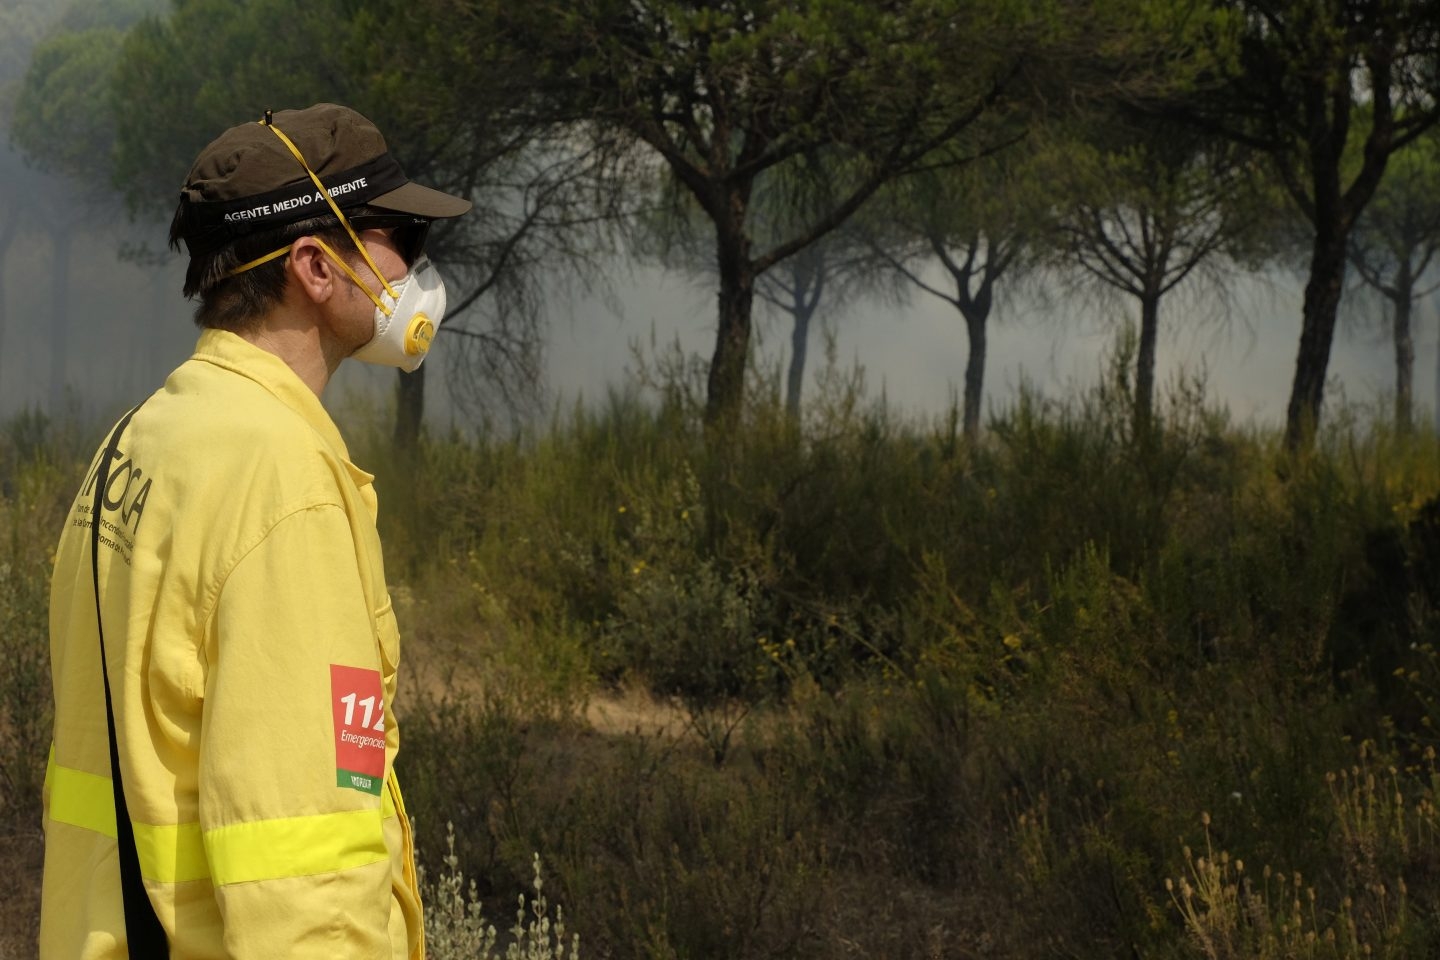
left=705, top=209, right=755, bottom=433
left=943, top=247, right=995, bottom=444
left=960, top=306, right=987, bottom=442
left=395, top=365, right=425, bottom=450
left=48, top=227, right=72, bottom=417
left=1392, top=278, right=1414, bottom=435
left=1136, top=291, right=1160, bottom=441
left=785, top=301, right=814, bottom=420
left=1284, top=226, right=1349, bottom=451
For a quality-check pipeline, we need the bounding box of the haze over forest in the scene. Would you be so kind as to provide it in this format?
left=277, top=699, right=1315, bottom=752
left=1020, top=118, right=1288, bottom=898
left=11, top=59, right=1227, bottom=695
left=1, top=0, right=1436, bottom=437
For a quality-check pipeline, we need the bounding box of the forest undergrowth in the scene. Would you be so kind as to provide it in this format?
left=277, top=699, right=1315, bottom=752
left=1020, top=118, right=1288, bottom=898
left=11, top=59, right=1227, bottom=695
left=6, top=348, right=1440, bottom=958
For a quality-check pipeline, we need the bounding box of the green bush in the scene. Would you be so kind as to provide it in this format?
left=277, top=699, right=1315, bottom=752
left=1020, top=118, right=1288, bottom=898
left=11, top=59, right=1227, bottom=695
left=0, top=428, right=86, bottom=830
left=12, top=349, right=1440, bottom=956
left=364, top=357, right=1440, bottom=957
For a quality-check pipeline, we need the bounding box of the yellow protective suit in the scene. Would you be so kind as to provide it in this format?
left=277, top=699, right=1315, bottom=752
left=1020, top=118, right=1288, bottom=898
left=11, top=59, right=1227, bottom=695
left=41, top=329, right=423, bottom=959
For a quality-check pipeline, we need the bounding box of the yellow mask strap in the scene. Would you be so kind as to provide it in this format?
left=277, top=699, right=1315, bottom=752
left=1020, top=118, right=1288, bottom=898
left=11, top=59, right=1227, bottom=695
left=311, top=237, right=393, bottom=316
left=228, top=245, right=291, bottom=276
left=223, top=239, right=393, bottom=318
left=260, top=120, right=399, bottom=300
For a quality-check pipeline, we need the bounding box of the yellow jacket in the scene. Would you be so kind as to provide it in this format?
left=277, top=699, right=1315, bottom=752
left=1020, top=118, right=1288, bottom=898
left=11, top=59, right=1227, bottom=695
left=42, top=329, right=423, bottom=959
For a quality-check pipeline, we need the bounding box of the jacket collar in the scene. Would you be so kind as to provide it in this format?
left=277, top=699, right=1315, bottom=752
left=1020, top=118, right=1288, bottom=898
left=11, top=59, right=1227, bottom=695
left=190, top=329, right=375, bottom=487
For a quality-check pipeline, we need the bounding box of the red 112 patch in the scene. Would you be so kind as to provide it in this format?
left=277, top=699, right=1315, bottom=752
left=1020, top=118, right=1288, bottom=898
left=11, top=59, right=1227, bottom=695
left=331, top=664, right=386, bottom=796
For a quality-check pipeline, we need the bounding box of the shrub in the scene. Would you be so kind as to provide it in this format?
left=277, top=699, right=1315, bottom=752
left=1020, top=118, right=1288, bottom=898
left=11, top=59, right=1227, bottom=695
left=1168, top=744, right=1440, bottom=958
left=420, top=823, right=579, bottom=960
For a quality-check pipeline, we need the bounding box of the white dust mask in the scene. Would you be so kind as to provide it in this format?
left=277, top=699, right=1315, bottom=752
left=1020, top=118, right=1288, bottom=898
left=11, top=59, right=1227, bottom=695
left=351, top=255, right=447, bottom=372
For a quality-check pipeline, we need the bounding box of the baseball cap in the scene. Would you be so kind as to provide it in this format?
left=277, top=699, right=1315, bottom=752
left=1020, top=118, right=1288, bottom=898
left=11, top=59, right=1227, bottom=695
left=173, top=103, right=472, bottom=256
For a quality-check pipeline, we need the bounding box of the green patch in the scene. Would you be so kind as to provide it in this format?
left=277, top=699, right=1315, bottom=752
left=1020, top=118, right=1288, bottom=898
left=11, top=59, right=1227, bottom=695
left=337, top=768, right=382, bottom=796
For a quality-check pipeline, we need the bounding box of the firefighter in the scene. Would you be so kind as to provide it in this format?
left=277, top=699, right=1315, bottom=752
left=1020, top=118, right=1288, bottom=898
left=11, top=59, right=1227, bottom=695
left=41, top=103, right=470, bottom=959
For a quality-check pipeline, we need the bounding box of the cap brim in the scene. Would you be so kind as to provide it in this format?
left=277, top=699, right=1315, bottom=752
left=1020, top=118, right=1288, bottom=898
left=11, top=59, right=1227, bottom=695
left=369, top=181, right=472, bottom=219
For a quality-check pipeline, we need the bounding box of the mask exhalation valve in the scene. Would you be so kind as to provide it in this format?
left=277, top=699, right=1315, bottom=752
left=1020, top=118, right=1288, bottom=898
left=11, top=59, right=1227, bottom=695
left=405, top=315, right=435, bottom=357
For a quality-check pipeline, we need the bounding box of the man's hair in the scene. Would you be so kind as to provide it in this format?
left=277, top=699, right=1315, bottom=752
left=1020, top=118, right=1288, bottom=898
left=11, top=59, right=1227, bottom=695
left=167, top=206, right=379, bottom=333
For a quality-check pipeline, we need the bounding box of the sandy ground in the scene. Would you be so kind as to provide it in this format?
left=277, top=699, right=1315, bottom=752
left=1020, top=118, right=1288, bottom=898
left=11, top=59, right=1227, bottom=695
left=582, top=686, right=690, bottom=737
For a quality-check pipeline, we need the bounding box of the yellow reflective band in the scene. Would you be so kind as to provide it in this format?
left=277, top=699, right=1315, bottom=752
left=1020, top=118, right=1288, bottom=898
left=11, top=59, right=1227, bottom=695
left=134, top=821, right=210, bottom=883
left=204, top=807, right=387, bottom=886
left=47, top=753, right=116, bottom=838
left=226, top=243, right=292, bottom=278
left=45, top=753, right=211, bottom=883
left=260, top=120, right=398, bottom=300
left=312, top=236, right=393, bottom=317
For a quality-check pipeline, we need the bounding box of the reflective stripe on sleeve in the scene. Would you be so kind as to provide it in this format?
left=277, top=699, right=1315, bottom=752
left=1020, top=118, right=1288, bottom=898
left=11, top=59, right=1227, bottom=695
left=203, top=808, right=387, bottom=886
left=134, top=822, right=210, bottom=883
left=46, top=751, right=393, bottom=885
left=45, top=753, right=209, bottom=882
left=47, top=753, right=117, bottom=838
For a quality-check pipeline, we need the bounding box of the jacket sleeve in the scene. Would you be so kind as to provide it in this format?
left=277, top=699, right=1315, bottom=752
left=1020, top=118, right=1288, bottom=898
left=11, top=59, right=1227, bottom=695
left=198, top=502, right=392, bottom=959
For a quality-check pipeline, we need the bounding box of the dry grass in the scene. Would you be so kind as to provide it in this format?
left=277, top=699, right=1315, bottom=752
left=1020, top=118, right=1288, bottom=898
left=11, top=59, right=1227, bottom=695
left=0, top=832, right=42, bottom=960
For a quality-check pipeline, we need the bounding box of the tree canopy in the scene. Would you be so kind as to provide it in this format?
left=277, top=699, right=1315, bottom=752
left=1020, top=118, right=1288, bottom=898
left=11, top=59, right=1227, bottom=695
left=872, top=139, right=1055, bottom=440
left=1183, top=0, right=1440, bottom=449
left=9, top=0, right=1440, bottom=442
left=1046, top=111, right=1268, bottom=438
left=471, top=0, right=1154, bottom=429
left=1347, top=128, right=1440, bottom=432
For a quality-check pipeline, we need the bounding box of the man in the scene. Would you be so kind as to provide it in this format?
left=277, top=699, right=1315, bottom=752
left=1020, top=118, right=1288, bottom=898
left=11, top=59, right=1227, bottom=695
left=41, top=103, right=470, bottom=959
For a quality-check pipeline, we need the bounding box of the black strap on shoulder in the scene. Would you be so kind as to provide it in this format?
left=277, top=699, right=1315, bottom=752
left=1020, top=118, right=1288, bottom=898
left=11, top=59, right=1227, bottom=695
left=90, top=404, right=168, bottom=956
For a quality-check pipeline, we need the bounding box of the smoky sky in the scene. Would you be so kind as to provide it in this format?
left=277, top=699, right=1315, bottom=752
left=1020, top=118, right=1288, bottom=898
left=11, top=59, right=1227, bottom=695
left=0, top=138, right=1431, bottom=437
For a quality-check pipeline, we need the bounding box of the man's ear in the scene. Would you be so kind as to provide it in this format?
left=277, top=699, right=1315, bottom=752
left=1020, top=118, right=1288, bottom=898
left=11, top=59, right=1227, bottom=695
left=287, top=237, right=337, bottom=304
